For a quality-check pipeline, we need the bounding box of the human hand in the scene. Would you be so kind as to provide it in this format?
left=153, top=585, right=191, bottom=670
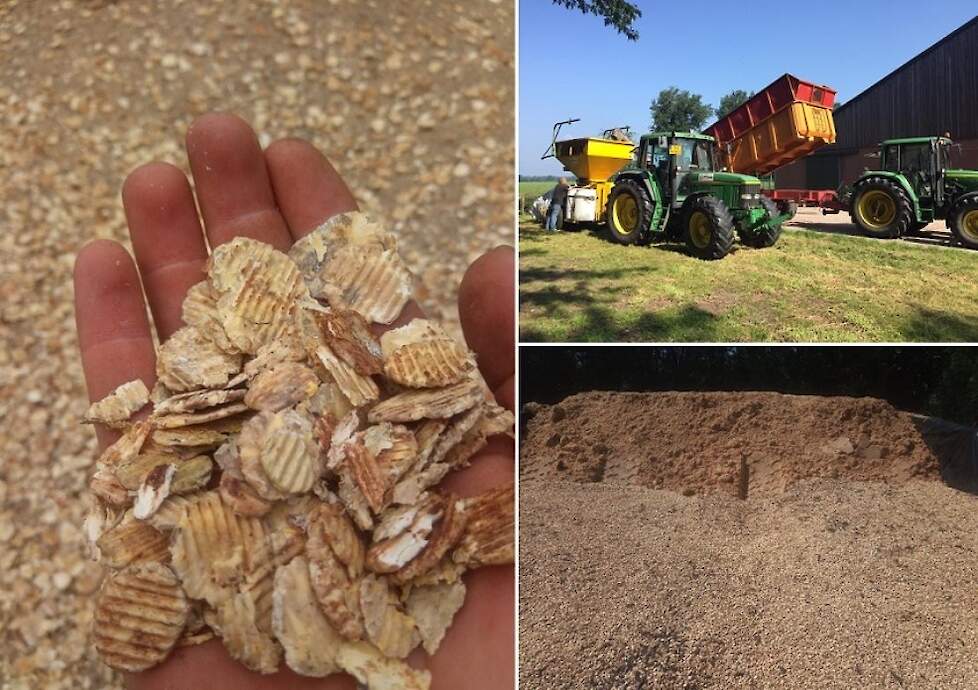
left=73, top=113, right=514, bottom=690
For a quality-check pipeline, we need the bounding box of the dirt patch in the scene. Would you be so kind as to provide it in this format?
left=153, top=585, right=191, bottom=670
left=693, top=291, right=737, bottom=316
left=521, top=391, right=942, bottom=497
left=520, top=391, right=978, bottom=688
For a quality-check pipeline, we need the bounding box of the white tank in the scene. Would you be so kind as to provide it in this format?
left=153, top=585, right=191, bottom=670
left=566, top=187, right=597, bottom=222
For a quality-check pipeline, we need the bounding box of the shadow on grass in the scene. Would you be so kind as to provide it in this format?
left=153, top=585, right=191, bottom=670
left=520, top=224, right=728, bottom=341
left=523, top=220, right=734, bottom=260
left=901, top=307, right=978, bottom=342
left=520, top=299, right=720, bottom=342
left=912, top=415, right=978, bottom=496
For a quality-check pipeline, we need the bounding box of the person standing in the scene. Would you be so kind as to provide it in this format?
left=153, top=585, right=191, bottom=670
left=546, top=177, right=569, bottom=232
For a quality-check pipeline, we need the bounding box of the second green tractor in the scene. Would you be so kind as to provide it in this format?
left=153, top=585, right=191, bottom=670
left=606, top=131, right=790, bottom=260
left=850, top=136, right=978, bottom=249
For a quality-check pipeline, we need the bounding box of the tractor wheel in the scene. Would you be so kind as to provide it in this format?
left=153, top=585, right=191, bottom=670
left=684, top=196, right=735, bottom=260
left=850, top=176, right=913, bottom=238
left=739, top=197, right=783, bottom=249
left=908, top=221, right=929, bottom=234
left=606, top=180, right=652, bottom=245
left=949, top=194, right=978, bottom=250
left=776, top=199, right=798, bottom=220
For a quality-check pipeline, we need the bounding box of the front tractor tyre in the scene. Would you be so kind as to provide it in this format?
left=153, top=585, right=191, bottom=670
left=775, top=199, right=798, bottom=220
left=606, top=180, right=652, bottom=245
left=949, top=194, right=978, bottom=250
left=739, top=196, right=783, bottom=249
left=850, top=177, right=913, bottom=239
left=684, top=195, right=735, bottom=260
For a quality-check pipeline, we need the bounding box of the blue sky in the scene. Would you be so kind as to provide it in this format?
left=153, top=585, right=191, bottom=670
left=519, top=1, right=977, bottom=175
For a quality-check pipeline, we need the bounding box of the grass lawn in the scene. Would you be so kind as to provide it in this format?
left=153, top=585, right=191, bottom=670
left=519, top=218, right=978, bottom=342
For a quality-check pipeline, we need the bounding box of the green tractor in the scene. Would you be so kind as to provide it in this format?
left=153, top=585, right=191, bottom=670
left=606, top=131, right=790, bottom=260
left=850, top=136, right=978, bottom=248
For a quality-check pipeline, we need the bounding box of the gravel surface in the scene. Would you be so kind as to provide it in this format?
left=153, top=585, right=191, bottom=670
left=520, top=479, right=978, bottom=689
left=520, top=392, right=978, bottom=689
left=787, top=207, right=967, bottom=251
left=0, top=1, right=512, bottom=687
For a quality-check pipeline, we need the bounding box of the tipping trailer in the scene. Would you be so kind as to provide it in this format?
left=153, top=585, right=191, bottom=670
left=703, top=74, right=840, bottom=217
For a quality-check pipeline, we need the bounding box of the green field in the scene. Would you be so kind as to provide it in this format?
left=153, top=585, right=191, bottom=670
left=520, top=218, right=978, bottom=342
left=519, top=180, right=559, bottom=214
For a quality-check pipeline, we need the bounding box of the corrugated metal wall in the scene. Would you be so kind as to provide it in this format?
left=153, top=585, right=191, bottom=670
left=776, top=15, right=978, bottom=189
left=833, top=15, right=978, bottom=148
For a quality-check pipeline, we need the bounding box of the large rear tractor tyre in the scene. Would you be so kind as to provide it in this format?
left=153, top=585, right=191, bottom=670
left=684, top=196, right=735, bottom=260
left=739, top=197, right=783, bottom=249
left=949, top=194, right=978, bottom=250
left=606, top=180, right=652, bottom=245
left=850, top=177, right=913, bottom=239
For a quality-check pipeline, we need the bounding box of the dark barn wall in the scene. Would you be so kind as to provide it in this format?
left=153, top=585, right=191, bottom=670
left=776, top=16, right=978, bottom=189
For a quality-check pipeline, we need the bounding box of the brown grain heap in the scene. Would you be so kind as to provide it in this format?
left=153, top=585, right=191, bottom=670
left=83, top=212, right=514, bottom=687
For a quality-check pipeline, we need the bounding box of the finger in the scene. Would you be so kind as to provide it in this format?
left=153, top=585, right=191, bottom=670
left=264, top=138, right=358, bottom=240
left=127, top=639, right=356, bottom=690
left=263, top=138, right=429, bottom=329
left=122, top=162, right=209, bottom=341
left=458, top=246, right=515, bottom=391
left=185, top=113, right=293, bottom=252
left=427, top=566, right=514, bottom=690
left=74, top=240, right=157, bottom=450
left=494, top=377, right=514, bottom=413
left=440, top=441, right=513, bottom=498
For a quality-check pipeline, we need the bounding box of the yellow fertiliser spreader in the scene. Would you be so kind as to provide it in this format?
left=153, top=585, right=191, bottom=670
left=540, top=119, right=635, bottom=227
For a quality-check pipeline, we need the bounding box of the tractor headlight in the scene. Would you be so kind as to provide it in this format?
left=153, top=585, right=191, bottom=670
left=740, top=187, right=761, bottom=207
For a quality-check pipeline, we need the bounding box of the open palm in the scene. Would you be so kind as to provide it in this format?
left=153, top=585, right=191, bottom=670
left=73, top=113, right=514, bottom=690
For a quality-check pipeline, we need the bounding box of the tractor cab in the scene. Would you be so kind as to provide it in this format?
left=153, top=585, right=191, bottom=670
left=636, top=132, right=719, bottom=205
left=878, top=136, right=952, bottom=209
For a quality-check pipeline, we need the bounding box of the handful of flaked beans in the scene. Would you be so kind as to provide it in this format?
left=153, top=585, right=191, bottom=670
left=82, top=211, right=514, bottom=689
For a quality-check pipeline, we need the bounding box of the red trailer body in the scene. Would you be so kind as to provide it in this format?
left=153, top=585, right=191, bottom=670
left=706, top=74, right=836, bottom=145
left=704, top=74, right=841, bottom=212
left=765, top=188, right=845, bottom=213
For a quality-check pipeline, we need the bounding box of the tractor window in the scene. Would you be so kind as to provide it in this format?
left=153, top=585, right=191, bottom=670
left=882, top=145, right=900, bottom=172
left=941, top=141, right=957, bottom=168
left=676, top=140, right=714, bottom=172
left=691, top=141, right=714, bottom=171
left=900, top=144, right=931, bottom=174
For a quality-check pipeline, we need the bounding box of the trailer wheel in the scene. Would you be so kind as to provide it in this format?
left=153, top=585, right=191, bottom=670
left=740, top=197, right=783, bottom=249
left=606, top=180, right=652, bottom=245
left=949, top=193, right=978, bottom=250
left=850, top=176, right=913, bottom=239
left=684, top=195, right=735, bottom=260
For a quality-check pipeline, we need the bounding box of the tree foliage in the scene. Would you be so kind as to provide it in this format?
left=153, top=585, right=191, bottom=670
left=650, top=87, right=714, bottom=132
left=717, top=89, right=754, bottom=119
left=552, top=0, right=641, bottom=41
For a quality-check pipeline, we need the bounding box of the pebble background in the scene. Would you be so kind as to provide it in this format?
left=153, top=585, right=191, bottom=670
left=521, top=479, right=978, bottom=689
left=0, top=1, right=513, bottom=687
